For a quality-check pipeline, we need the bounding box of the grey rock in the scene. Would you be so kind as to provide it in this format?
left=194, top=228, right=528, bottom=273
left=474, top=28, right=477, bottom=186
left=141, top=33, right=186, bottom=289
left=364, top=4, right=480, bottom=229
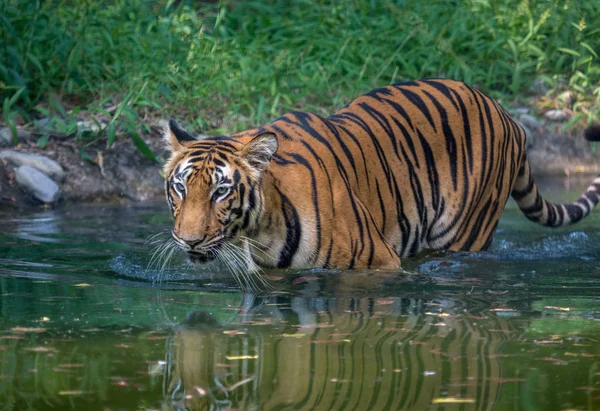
left=519, top=123, right=534, bottom=149
left=0, top=127, right=32, bottom=145
left=513, top=107, right=530, bottom=115
left=15, top=165, right=60, bottom=203
left=77, top=119, right=105, bottom=133
left=529, top=78, right=550, bottom=95
left=0, top=150, right=65, bottom=181
left=519, top=114, right=542, bottom=131
left=544, top=109, right=568, bottom=122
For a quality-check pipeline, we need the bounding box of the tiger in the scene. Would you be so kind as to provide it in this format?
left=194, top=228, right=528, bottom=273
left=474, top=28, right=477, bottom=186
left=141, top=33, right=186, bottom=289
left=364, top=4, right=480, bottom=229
left=163, top=79, right=600, bottom=285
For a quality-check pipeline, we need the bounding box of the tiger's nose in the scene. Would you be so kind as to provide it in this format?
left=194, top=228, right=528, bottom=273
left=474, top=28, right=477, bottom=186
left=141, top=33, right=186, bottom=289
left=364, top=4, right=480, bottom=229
left=185, top=238, right=203, bottom=248
left=173, top=232, right=205, bottom=248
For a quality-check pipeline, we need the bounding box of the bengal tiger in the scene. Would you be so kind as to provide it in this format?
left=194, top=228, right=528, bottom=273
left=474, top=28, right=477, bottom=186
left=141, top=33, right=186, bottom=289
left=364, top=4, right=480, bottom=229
left=163, top=79, right=600, bottom=283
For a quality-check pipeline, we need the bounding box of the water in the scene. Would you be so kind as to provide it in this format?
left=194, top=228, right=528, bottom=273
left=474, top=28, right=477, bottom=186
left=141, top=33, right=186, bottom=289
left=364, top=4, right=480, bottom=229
left=1, top=178, right=599, bottom=410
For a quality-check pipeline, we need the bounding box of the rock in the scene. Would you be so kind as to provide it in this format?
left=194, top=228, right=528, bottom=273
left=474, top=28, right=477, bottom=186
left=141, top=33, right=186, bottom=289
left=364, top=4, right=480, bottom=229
left=519, top=114, right=541, bottom=131
left=0, top=127, right=32, bottom=145
left=14, top=165, right=60, bottom=203
left=558, top=90, right=575, bottom=105
left=544, top=109, right=568, bottom=122
left=0, top=150, right=65, bottom=181
left=513, top=107, right=529, bottom=115
left=529, top=78, right=550, bottom=95
left=77, top=119, right=105, bottom=133
left=518, top=123, right=534, bottom=149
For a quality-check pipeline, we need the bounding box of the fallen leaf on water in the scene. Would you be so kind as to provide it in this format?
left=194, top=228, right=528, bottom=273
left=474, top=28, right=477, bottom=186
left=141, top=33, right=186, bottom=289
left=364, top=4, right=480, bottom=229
left=535, top=340, right=563, bottom=345
left=57, top=363, right=84, bottom=368
left=23, top=347, right=56, bottom=353
left=223, top=377, right=255, bottom=392
left=432, top=397, right=475, bottom=404
left=11, top=327, right=46, bottom=333
left=192, top=386, right=207, bottom=396
left=226, top=355, right=259, bottom=360
left=425, top=312, right=450, bottom=317
left=292, top=276, right=319, bottom=285
left=74, top=283, right=92, bottom=287
left=53, top=367, right=76, bottom=373
left=282, top=333, right=306, bottom=338
left=223, top=330, right=246, bottom=335
left=538, top=357, right=568, bottom=365
left=544, top=306, right=570, bottom=311
left=488, top=378, right=526, bottom=383
left=216, top=363, right=238, bottom=368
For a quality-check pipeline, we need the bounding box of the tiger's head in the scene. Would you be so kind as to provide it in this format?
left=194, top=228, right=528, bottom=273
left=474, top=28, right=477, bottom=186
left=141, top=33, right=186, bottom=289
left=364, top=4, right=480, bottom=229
left=162, top=120, right=278, bottom=264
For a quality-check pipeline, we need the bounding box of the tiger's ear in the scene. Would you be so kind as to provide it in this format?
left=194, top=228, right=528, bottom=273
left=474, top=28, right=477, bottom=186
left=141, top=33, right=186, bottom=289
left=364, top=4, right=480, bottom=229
left=164, top=119, right=197, bottom=152
left=240, top=132, right=278, bottom=172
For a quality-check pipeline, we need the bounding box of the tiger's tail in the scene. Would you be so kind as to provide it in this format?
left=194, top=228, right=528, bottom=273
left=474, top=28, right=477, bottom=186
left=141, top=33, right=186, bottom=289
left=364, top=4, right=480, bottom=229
left=511, top=125, right=600, bottom=227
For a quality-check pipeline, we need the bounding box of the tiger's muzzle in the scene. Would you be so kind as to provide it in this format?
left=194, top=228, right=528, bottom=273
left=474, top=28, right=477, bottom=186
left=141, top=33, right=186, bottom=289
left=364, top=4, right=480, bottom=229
left=172, top=232, right=225, bottom=264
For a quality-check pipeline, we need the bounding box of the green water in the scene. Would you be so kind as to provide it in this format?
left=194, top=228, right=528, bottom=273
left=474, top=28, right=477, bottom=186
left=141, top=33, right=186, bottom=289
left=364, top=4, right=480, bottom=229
left=0, top=179, right=599, bottom=410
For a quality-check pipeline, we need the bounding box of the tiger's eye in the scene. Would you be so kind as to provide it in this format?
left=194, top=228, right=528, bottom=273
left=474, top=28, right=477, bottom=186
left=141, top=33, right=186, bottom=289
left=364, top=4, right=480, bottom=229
left=215, top=186, right=228, bottom=196
left=174, top=182, right=185, bottom=193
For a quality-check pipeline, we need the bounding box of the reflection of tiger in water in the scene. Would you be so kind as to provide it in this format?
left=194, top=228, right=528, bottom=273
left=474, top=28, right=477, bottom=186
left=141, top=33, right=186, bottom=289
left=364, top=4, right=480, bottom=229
left=165, top=296, right=518, bottom=410
left=163, top=79, right=600, bottom=279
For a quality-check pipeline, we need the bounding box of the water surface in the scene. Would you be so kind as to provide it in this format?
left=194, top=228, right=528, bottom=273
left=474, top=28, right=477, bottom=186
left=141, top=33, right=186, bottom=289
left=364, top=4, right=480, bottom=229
left=1, top=178, right=599, bottom=410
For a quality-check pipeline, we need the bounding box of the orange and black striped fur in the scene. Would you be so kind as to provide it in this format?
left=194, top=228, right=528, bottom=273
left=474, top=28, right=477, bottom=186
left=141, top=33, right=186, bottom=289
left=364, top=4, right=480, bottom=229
left=163, top=79, right=600, bottom=276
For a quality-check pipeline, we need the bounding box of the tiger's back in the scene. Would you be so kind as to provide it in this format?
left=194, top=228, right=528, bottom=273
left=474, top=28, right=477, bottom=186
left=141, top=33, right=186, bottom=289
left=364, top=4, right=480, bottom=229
left=256, top=79, right=525, bottom=267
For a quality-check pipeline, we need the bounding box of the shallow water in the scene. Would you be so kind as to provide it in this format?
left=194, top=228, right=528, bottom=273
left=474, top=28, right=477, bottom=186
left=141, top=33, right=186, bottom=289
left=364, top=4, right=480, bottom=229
left=0, top=178, right=599, bottom=410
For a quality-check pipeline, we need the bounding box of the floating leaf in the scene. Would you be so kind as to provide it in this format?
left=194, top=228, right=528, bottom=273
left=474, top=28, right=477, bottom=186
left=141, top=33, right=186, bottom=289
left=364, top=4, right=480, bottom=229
left=432, top=397, right=475, bottom=404
left=226, top=355, right=259, bottom=360
left=544, top=306, right=570, bottom=311
left=11, top=327, right=46, bottom=333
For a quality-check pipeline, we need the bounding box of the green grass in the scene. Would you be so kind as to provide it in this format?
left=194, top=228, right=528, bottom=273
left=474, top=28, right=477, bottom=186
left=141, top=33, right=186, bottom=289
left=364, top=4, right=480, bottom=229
left=1, top=0, right=599, bottom=159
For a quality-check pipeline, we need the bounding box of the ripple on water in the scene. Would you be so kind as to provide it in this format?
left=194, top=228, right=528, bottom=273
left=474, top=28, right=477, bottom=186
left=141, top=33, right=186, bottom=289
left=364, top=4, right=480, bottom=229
left=490, top=231, right=594, bottom=260
left=108, top=252, right=232, bottom=285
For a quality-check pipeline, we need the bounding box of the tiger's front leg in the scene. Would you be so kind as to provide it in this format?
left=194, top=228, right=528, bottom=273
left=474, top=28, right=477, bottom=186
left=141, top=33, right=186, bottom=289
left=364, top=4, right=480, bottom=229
left=329, top=194, right=401, bottom=270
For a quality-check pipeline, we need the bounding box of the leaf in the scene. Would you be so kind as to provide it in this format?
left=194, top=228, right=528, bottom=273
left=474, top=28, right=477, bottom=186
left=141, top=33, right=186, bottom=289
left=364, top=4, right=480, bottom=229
left=432, top=397, right=475, bottom=404
left=36, top=135, right=50, bottom=148
left=26, top=53, right=45, bottom=75
left=107, top=121, right=116, bottom=147
left=226, top=355, right=259, bottom=360
left=557, top=47, right=580, bottom=57
left=130, top=132, right=158, bottom=162
left=79, top=148, right=96, bottom=164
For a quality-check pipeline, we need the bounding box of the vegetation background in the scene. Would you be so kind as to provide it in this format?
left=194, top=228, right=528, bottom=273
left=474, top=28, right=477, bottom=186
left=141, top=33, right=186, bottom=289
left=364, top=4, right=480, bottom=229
left=1, top=0, right=599, bottom=161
